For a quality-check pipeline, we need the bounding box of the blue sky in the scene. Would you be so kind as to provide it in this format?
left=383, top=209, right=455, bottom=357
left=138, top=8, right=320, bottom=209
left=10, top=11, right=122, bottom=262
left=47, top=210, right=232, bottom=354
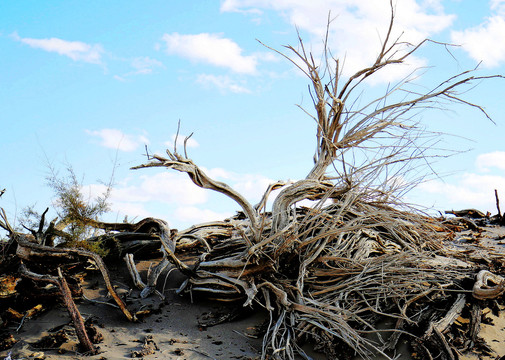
left=1, top=0, right=505, bottom=236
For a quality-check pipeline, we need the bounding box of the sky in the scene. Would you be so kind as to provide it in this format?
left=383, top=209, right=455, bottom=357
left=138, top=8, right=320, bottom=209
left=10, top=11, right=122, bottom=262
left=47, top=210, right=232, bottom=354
left=1, top=0, right=505, bottom=236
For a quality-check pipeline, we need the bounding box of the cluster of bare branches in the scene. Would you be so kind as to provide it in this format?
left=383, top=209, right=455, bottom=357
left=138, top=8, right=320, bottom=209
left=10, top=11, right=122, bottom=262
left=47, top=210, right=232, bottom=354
left=124, top=5, right=505, bottom=359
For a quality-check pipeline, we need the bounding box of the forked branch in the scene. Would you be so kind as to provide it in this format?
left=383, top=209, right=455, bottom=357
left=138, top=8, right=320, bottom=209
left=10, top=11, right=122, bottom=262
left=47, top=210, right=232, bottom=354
left=132, top=150, right=261, bottom=240
left=262, top=2, right=502, bottom=185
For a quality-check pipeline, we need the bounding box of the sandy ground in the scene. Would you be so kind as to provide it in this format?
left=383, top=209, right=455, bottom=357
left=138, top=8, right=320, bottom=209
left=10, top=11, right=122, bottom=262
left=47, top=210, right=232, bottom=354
left=1, top=225, right=505, bottom=360
left=453, top=225, right=505, bottom=360
left=460, top=305, right=505, bottom=360
left=1, top=260, right=267, bottom=360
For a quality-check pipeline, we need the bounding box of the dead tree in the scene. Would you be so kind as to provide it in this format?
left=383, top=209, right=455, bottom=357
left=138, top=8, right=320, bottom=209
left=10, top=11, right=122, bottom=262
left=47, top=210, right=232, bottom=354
left=125, top=5, right=504, bottom=359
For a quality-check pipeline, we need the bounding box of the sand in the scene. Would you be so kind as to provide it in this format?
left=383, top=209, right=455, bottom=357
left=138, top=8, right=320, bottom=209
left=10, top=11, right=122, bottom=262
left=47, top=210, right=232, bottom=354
left=1, top=261, right=266, bottom=360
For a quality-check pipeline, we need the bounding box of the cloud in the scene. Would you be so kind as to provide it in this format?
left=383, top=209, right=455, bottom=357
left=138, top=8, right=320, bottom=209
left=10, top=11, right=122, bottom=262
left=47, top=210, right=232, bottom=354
left=129, top=172, right=209, bottom=205
left=196, top=74, right=251, bottom=93
left=13, top=33, right=104, bottom=64
left=205, top=167, right=234, bottom=180
left=451, top=16, right=505, bottom=68
left=113, top=56, right=164, bottom=81
left=113, top=75, right=127, bottom=82
left=415, top=172, right=505, bottom=213
left=86, top=129, right=149, bottom=152
left=84, top=172, right=209, bottom=217
left=109, top=201, right=152, bottom=220
left=130, top=56, right=163, bottom=75
left=81, top=183, right=149, bottom=220
left=83, top=166, right=283, bottom=229
left=491, top=0, right=505, bottom=13
left=174, top=206, right=234, bottom=223
left=232, top=174, right=278, bottom=202
left=220, top=0, right=263, bottom=15
left=161, top=32, right=257, bottom=74
left=220, top=0, right=454, bottom=81
left=89, top=167, right=274, bottom=209
left=84, top=171, right=228, bottom=227
left=409, top=151, right=505, bottom=213
left=476, top=151, right=505, bottom=172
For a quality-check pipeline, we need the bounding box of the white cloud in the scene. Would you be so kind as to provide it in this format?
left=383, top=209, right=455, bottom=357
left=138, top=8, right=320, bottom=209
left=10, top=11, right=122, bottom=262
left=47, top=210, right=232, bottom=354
left=161, top=32, right=257, bottom=74
left=130, top=56, right=163, bottom=75
left=220, top=0, right=263, bottom=15
left=82, top=183, right=156, bottom=222
left=113, top=56, right=164, bottom=81
left=204, top=167, right=234, bottom=180
left=220, top=0, right=454, bottom=81
left=92, top=173, right=208, bottom=206
left=84, top=183, right=218, bottom=227
left=113, top=75, right=127, bottom=82
left=109, top=201, right=152, bottom=220
left=232, top=174, right=278, bottom=202
left=84, top=172, right=209, bottom=217
left=83, top=168, right=282, bottom=227
left=451, top=16, right=505, bottom=68
left=196, top=74, right=251, bottom=93
left=137, top=172, right=208, bottom=205
left=201, top=168, right=279, bottom=203
left=491, top=0, right=505, bottom=13
left=13, top=33, right=104, bottom=64
left=415, top=172, right=505, bottom=213
left=88, top=168, right=273, bottom=209
left=476, top=151, right=505, bottom=172
left=86, top=129, right=149, bottom=152
left=409, top=151, right=505, bottom=213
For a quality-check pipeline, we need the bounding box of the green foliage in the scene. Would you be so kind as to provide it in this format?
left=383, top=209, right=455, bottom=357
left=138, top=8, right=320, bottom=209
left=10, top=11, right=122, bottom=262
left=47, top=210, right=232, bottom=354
left=47, top=165, right=111, bottom=245
left=48, top=165, right=110, bottom=223
left=64, top=238, right=110, bottom=258
left=19, top=164, right=113, bottom=255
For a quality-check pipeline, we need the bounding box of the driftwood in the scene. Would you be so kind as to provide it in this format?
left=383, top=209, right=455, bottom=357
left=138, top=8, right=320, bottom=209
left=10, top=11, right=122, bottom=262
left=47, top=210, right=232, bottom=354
left=445, top=209, right=488, bottom=219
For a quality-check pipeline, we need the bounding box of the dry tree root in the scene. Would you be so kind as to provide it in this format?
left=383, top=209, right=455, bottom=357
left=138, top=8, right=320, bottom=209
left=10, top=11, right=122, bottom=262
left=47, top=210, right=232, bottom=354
left=108, top=177, right=480, bottom=359
left=4, top=196, right=494, bottom=359
left=121, top=140, right=504, bottom=360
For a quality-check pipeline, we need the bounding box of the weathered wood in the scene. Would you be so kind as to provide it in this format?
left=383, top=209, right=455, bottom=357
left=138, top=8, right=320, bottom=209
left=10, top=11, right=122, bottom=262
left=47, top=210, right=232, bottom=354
left=132, top=157, right=261, bottom=240
left=424, top=294, right=466, bottom=338
left=468, top=303, right=481, bottom=345
left=445, top=209, right=487, bottom=219
left=56, top=268, right=97, bottom=354
left=16, top=235, right=135, bottom=321
left=473, top=270, right=505, bottom=300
